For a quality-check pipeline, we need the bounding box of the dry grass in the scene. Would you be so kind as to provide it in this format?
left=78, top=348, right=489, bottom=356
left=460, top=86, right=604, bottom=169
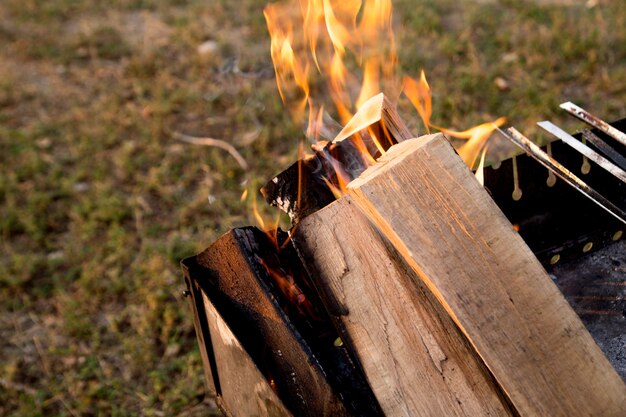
left=1, top=0, right=624, bottom=415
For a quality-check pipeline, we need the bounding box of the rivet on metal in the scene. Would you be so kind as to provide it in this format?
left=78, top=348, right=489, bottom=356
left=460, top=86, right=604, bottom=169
left=512, top=155, right=522, bottom=201
left=581, top=136, right=591, bottom=174
left=546, top=143, right=556, bottom=187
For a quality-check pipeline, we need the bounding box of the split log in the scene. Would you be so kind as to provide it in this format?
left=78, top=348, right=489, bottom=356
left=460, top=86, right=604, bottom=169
left=183, top=227, right=382, bottom=417
left=201, top=289, right=292, bottom=417
left=332, top=93, right=413, bottom=145
left=344, top=133, right=626, bottom=416
left=293, top=197, right=515, bottom=416
left=261, top=93, right=412, bottom=223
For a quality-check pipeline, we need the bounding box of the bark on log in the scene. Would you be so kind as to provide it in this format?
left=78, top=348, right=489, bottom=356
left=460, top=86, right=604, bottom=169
left=344, top=133, right=626, bottom=416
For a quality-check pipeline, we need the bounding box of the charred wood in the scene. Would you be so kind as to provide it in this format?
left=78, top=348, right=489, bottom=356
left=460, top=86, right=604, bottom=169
left=183, top=227, right=382, bottom=417
left=261, top=94, right=413, bottom=224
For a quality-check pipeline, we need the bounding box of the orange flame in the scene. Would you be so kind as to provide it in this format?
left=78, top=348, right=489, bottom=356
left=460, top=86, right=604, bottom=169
left=265, top=0, right=397, bottom=124
left=435, top=117, right=506, bottom=168
left=251, top=192, right=282, bottom=250
left=264, top=0, right=507, bottom=204
left=264, top=5, right=310, bottom=119
left=475, top=144, right=489, bottom=186
left=358, top=0, right=397, bottom=105
left=300, top=0, right=323, bottom=70
left=404, top=70, right=505, bottom=168
left=322, top=0, right=359, bottom=55
left=402, top=70, right=431, bottom=134
left=259, top=258, right=318, bottom=319
left=356, top=58, right=381, bottom=109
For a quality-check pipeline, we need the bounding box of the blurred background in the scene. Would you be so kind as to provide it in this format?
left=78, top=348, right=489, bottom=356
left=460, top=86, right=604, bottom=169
left=1, top=0, right=624, bottom=415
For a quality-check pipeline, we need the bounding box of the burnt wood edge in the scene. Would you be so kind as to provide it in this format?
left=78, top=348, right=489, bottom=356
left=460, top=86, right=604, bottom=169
left=182, top=252, right=299, bottom=417
left=182, top=259, right=291, bottom=417
left=183, top=227, right=383, bottom=417
left=183, top=233, right=319, bottom=416
left=181, top=260, right=221, bottom=397
left=261, top=102, right=414, bottom=224
left=232, top=227, right=384, bottom=417
left=259, top=143, right=385, bottom=224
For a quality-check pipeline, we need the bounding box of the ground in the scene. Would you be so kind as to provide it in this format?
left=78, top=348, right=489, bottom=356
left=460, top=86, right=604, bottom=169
left=0, top=0, right=624, bottom=416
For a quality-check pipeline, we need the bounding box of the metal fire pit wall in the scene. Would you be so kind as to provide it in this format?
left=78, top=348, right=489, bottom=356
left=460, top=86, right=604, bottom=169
left=483, top=118, right=626, bottom=266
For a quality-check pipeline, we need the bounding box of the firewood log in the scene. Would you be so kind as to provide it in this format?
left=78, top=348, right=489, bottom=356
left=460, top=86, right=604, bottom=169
left=343, top=133, right=626, bottom=416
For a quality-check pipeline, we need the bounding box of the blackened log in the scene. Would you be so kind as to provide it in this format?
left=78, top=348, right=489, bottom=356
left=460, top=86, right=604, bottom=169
left=261, top=94, right=414, bottom=223
left=260, top=154, right=337, bottom=224
left=183, top=227, right=382, bottom=417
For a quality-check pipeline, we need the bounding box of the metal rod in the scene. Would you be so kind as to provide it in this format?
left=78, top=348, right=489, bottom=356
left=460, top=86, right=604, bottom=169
left=537, top=121, right=626, bottom=183
left=581, top=129, right=626, bottom=172
left=560, top=102, right=626, bottom=147
left=497, top=127, right=626, bottom=225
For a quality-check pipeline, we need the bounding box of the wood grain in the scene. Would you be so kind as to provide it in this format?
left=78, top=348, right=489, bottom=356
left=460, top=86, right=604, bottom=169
left=294, top=197, right=515, bottom=417
left=334, top=93, right=413, bottom=144
left=203, top=292, right=293, bottom=417
left=347, top=133, right=626, bottom=416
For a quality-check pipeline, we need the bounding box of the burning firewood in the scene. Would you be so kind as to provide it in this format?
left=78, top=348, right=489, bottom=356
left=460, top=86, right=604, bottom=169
left=182, top=227, right=382, bottom=417
left=183, top=107, right=626, bottom=416
left=261, top=93, right=413, bottom=223
left=182, top=0, right=626, bottom=415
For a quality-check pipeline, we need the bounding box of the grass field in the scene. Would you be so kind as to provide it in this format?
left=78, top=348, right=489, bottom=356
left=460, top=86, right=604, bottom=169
left=1, top=0, right=624, bottom=415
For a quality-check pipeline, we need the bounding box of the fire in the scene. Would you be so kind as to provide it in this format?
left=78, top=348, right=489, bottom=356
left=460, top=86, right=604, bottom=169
left=475, top=144, right=489, bottom=186
left=252, top=0, right=509, bottom=328
left=402, top=71, right=431, bottom=134
left=403, top=70, right=505, bottom=168
left=334, top=93, right=385, bottom=142
left=264, top=5, right=310, bottom=119
left=263, top=0, right=509, bottom=228
left=264, top=0, right=400, bottom=199
left=265, top=0, right=506, bottom=188
left=436, top=118, right=506, bottom=168
left=265, top=0, right=396, bottom=125
left=251, top=192, right=282, bottom=250
left=249, top=188, right=319, bottom=320
left=258, top=256, right=318, bottom=320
